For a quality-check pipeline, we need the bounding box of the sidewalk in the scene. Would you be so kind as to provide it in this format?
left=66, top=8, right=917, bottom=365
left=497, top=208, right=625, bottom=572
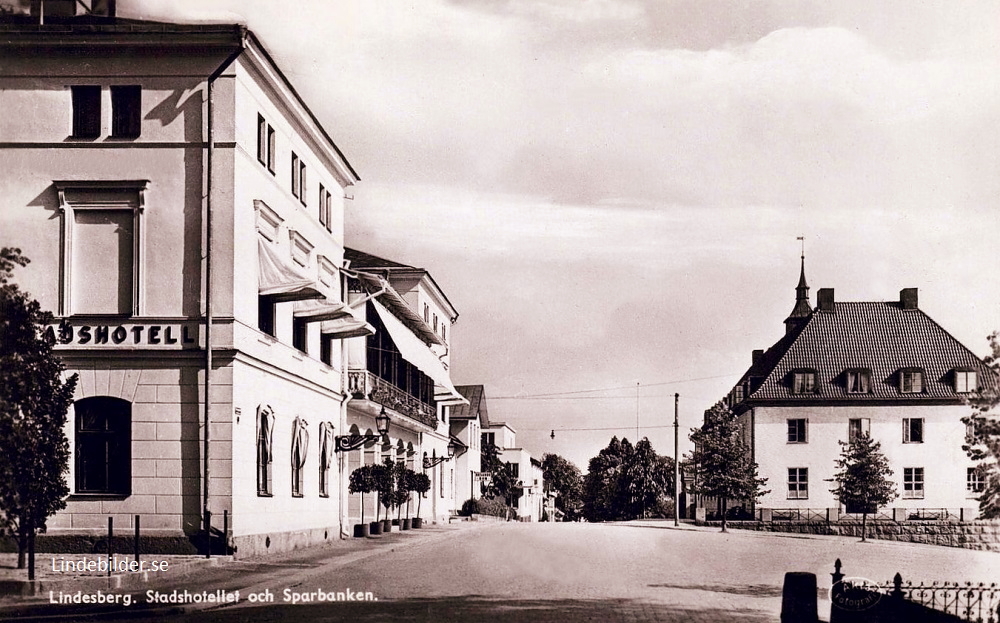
left=0, top=521, right=485, bottom=621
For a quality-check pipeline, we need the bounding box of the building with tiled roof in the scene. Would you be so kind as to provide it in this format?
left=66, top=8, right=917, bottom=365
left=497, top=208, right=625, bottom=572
left=725, top=263, right=994, bottom=517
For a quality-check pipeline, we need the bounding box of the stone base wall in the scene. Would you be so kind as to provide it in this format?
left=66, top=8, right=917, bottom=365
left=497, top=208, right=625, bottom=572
left=231, top=525, right=339, bottom=559
left=695, top=519, right=1000, bottom=552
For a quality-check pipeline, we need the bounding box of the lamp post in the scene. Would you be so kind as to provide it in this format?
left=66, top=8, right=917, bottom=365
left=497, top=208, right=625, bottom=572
left=674, top=393, right=679, bottom=527
left=335, top=406, right=390, bottom=452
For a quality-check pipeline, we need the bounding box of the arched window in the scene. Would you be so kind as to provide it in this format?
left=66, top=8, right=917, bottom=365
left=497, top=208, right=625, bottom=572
left=75, top=396, right=131, bottom=495
left=257, top=405, right=275, bottom=496
left=318, top=422, right=334, bottom=497
left=291, top=417, right=309, bottom=497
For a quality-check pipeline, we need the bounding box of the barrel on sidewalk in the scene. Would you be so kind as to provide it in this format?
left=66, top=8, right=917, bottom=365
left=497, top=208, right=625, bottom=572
left=781, top=571, right=818, bottom=623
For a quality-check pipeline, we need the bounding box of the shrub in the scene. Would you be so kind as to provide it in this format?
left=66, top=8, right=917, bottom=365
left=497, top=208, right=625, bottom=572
left=459, top=498, right=479, bottom=516
left=476, top=496, right=512, bottom=518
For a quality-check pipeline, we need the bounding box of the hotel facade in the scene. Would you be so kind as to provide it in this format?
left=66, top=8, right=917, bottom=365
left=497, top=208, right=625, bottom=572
left=0, top=5, right=463, bottom=556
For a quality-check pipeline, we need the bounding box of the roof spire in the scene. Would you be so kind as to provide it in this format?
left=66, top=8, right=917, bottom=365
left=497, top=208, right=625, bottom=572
left=784, top=236, right=812, bottom=333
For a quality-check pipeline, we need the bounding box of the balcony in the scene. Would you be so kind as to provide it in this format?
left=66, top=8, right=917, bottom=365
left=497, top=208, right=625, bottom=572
left=348, top=369, right=437, bottom=429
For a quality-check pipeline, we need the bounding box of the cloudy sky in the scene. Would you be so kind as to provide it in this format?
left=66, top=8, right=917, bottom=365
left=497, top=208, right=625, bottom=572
left=132, top=0, right=1000, bottom=470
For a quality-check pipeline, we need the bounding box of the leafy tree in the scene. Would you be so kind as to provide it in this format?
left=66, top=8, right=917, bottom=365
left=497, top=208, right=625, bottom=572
left=372, top=460, right=394, bottom=523
left=411, top=472, right=430, bottom=520
left=686, top=401, right=769, bottom=533
left=582, top=437, right=676, bottom=522
left=626, top=438, right=675, bottom=519
left=348, top=465, right=375, bottom=524
left=963, top=331, right=1000, bottom=518
left=582, top=436, right=629, bottom=522
left=828, top=432, right=897, bottom=541
left=0, top=248, right=78, bottom=579
left=480, top=441, right=517, bottom=517
left=541, top=453, right=584, bottom=521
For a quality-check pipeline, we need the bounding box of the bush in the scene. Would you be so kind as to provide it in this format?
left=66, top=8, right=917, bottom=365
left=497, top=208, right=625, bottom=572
left=459, top=498, right=479, bottom=516
left=476, top=496, right=512, bottom=518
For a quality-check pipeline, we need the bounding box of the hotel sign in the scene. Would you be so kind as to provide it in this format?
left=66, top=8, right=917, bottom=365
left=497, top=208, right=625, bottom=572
left=46, top=321, right=201, bottom=349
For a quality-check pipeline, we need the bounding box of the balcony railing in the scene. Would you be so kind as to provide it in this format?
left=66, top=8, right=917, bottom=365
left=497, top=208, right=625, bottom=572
left=348, top=369, right=437, bottom=429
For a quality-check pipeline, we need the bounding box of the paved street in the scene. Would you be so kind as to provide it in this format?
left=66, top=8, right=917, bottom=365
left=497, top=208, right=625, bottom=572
left=4, top=521, right=998, bottom=622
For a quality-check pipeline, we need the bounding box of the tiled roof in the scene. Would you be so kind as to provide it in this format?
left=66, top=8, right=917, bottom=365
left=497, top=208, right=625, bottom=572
left=452, top=385, right=490, bottom=426
left=737, top=301, right=994, bottom=405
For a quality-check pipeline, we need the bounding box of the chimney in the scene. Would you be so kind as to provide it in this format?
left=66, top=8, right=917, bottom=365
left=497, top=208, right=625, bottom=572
left=817, top=288, right=835, bottom=312
left=900, top=288, right=918, bottom=310
left=752, top=350, right=764, bottom=366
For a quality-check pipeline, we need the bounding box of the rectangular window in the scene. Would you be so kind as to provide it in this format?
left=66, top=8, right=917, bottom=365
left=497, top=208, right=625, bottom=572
left=299, top=161, right=307, bottom=206
left=257, top=115, right=276, bottom=173
left=901, top=370, right=924, bottom=394
left=291, top=153, right=300, bottom=198
left=324, top=189, right=333, bottom=233
left=792, top=371, right=817, bottom=394
left=848, top=418, right=870, bottom=442
left=508, top=462, right=519, bottom=479
left=258, top=296, right=276, bottom=337
left=967, top=468, right=984, bottom=494
left=902, top=418, right=924, bottom=443
left=955, top=370, right=977, bottom=393
left=441, top=323, right=447, bottom=341
left=318, top=184, right=327, bottom=228
left=320, top=334, right=334, bottom=366
left=846, top=370, right=871, bottom=394
left=110, top=85, right=141, bottom=138
left=424, top=304, right=430, bottom=323
left=787, top=418, right=808, bottom=443
left=482, top=432, right=495, bottom=448
left=292, top=316, right=308, bottom=353
left=73, top=209, right=134, bottom=315
left=72, top=85, right=101, bottom=138
left=903, top=467, right=924, bottom=499
left=787, top=468, right=808, bottom=499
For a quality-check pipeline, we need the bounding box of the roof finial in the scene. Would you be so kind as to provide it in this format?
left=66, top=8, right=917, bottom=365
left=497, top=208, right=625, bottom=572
left=797, top=235, right=805, bottom=261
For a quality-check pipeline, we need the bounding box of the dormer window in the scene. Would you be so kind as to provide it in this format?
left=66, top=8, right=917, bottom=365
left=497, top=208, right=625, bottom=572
left=846, top=369, right=871, bottom=394
left=791, top=370, right=817, bottom=394
left=955, top=370, right=977, bottom=394
left=900, top=369, right=924, bottom=394
left=733, top=385, right=745, bottom=403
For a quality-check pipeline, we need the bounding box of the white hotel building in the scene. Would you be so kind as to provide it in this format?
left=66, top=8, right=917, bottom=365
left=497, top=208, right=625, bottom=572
left=0, top=3, right=463, bottom=556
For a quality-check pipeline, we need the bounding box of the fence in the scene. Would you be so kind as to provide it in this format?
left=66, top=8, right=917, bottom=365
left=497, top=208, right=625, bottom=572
left=830, top=559, right=1000, bottom=623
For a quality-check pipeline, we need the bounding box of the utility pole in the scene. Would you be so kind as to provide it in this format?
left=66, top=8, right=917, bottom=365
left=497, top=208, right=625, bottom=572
left=674, top=393, right=680, bottom=527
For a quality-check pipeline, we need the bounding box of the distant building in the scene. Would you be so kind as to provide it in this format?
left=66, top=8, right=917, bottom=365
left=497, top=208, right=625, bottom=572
left=343, top=249, right=466, bottom=524
left=725, top=259, right=994, bottom=518
left=451, top=385, right=489, bottom=505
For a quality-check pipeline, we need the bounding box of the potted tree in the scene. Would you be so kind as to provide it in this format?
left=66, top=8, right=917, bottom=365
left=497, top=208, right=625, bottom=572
left=368, top=462, right=387, bottom=536
left=400, top=468, right=416, bottom=530
left=410, top=472, right=431, bottom=528
left=376, top=459, right=395, bottom=533
left=348, top=465, right=373, bottom=538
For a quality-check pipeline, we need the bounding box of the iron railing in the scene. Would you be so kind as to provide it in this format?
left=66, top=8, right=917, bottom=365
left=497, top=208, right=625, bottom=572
left=347, top=369, right=438, bottom=429
left=832, top=559, right=1000, bottom=623
left=771, top=508, right=829, bottom=522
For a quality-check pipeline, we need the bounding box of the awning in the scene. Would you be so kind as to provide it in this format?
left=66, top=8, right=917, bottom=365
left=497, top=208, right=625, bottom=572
left=320, top=312, right=376, bottom=339
left=258, top=238, right=323, bottom=302
left=293, top=298, right=354, bottom=322
left=351, top=271, right=444, bottom=346
left=371, top=299, right=466, bottom=404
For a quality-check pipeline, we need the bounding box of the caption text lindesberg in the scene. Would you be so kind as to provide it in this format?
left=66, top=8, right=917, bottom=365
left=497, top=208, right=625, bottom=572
left=49, top=588, right=378, bottom=607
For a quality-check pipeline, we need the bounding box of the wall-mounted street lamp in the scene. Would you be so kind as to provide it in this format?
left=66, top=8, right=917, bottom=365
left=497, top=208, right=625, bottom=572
left=423, top=439, right=461, bottom=469
left=335, top=406, right=391, bottom=452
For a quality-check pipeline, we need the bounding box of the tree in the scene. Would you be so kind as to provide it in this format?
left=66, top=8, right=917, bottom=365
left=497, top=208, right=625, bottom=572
left=581, top=437, right=676, bottom=522
left=0, top=248, right=78, bottom=579
left=828, top=432, right=897, bottom=542
left=372, top=460, right=394, bottom=523
left=411, top=472, right=431, bottom=520
left=540, top=453, right=584, bottom=521
left=686, top=401, right=769, bottom=533
left=963, top=331, right=1000, bottom=518
left=348, top=465, right=375, bottom=524
left=480, top=441, right=517, bottom=517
